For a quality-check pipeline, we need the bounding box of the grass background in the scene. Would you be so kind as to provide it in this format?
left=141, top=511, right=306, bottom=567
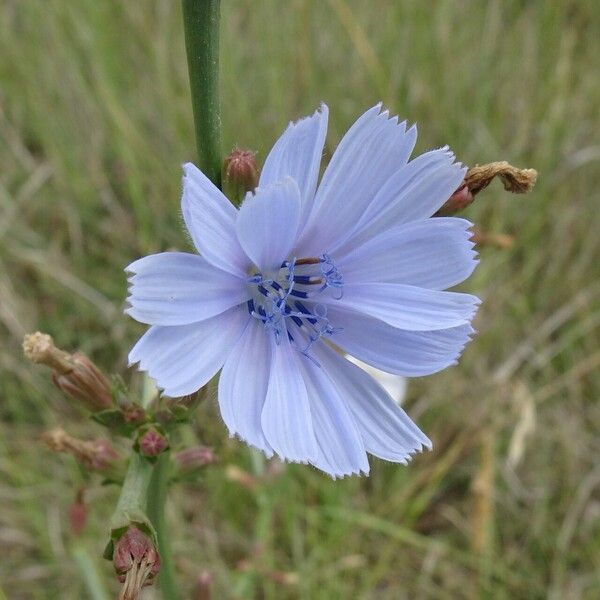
left=1, top=0, right=599, bottom=598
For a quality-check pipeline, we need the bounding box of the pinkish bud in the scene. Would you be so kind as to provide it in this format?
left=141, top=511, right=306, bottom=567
left=42, top=428, right=119, bottom=473
left=23, top=332, right=112, bottom=411
left=138, top=428, right=169, bottom=457
left=224, top=148, right=258, bottom=193
left=114, top=526, right=160, bottom=598
left=69, top=489, right=88, bottom=536
left=123, top=405, right=146, bottom=425
left=194, top=570, right=213, bottom=600
left=91, top=439, right=120, bottom=471
left=436, top=183, right=474, bottom=216
left=174, top=446, right=216, bottom=471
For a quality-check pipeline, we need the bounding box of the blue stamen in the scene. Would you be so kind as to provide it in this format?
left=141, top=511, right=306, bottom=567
left=247, top=255, right=344, bottom=361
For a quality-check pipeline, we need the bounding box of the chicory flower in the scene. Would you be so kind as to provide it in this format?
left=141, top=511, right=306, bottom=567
left=126, top=104, right=479, bottom=477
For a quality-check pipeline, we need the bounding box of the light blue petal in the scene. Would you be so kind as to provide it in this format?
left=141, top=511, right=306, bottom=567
left=236, top=178, right=302, bottom=273
left=313, top=342, right=432, bottom=463
left=322, top=306, right=475, bottom=376
left=337, top=218, right=478, bottom=290
left=128, top=306, right=248, bottom=397
left=298, top=104, right=417, bottom=255
left=260, top=330, right=318, bottom=462
left=125, top=252, right=249, bottom=325
left=298, top=357, right=369, bottom=478
left=218, top=319, right=273, bottom=457
left=182, top=163, right=250, bottom=277
left=333, top=147, right=466, bottom=254
left=259, top=104, right=328, bottom=229
left=326, top=283, right=480, bottom=331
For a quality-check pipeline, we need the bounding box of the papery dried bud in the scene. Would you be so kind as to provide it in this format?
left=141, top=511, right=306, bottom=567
left=174, top=446, right=216, bottom=471
left=436, top=161, right=537, bottom=216
left=114, top=526, right=160, bottom=600
left=193, top=570, right=213, bottom=600
left=465, top=161, right=537, bottom=196
left=23, top=332, right=72, bottom=373
left=224, top=148, right=258, bottom=193
left=225, top=465, right=257, bottom=491
left=69, top=489, right=88, bottom=536
left=138, top=428, right=169, bottom=457
left=23, top=332, right=112, bottom=411
left=42, top=427, right=119, bottom=472
left=471, top=227, right=514, bottom=249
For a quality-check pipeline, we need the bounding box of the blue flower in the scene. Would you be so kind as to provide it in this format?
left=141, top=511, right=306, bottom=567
left=126, top=104, right=479, bottom=478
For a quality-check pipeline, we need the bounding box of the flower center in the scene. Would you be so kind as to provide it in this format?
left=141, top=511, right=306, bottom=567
left=246, top=255, right=344, bottom=364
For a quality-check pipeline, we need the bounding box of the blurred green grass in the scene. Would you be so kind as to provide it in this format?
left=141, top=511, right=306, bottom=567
left=1, top=0, right=599, bottom=598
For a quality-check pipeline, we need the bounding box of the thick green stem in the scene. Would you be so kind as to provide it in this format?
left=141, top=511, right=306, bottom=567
left=110, top=452, right=154, bottom=537
left=147, top=452, right=181, bottom=600
left=182, top=0, right=222, bottom=188
left=72, top=545, right=111, bottom=600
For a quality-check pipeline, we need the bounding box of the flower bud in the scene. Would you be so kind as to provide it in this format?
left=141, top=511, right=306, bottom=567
left=123, top=405, right=146, bottom=425
left=465, top=161, right=537, bottom=196
left=194, top=570, right=213, bottom=600
left=436, top=162, right=537, bottom=216
left=471, top=227, right=514, bottom=249
left=23, top=332, right=112, bottom=411
left=42, top=427, right=119, bottom=472
left=225, top=465, right=257, bottom=491
left=138, top=427, right=169, bottom=457
left=114, top=526, right=160, bottom=599
left=224, top=148, right=258, bottom=192
left=69, top=489, right=88, bottom=536
left=174, top=446, right=216, bottom=471
left=436, top=183, right=475, bottom=216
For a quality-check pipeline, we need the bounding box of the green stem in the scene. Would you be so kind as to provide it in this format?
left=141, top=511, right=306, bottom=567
left=110, top=452, right=154, bottom=536
left=182, top=0, right=222, bottom=188
left=147, top=452, right=181, bottom=600
left=72, top=545, right=111, bottom=600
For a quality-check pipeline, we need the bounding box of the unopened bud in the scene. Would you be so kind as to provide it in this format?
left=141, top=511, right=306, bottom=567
left=69, top=489, right=88, bottom=536
left=114, top=526, right=160, bottom=599
left=436, top=184, right=474, bottom=216
left=471, top=227, right=514, bottom=249
left=194, top=570, right=213, bottom=600
left=42, top=427, right=119, bottom=472
left=123, top=405, right=146, bottom=425
left=225, top=465, right=257, bottom=491
left=224, top=148, right=258, bottom=195
left=174, top=446, right=216, bottom=471
left=23, top=332, right=112, bottom=411
left=138, top=427, right=169, bottom=457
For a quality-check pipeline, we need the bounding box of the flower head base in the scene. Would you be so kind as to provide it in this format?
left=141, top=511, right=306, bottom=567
left=137, top=427, right=169, bottom=457
left=126, top=103, right=480, bottom=478
left=113, top=526, right=160, bottom=599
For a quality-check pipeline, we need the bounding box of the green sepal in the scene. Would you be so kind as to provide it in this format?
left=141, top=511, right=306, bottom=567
left=103, top=538, right=114, bottom=561
left=91, top=408, right=135, bottom=436
left=110, top=374, right=130, bottom=405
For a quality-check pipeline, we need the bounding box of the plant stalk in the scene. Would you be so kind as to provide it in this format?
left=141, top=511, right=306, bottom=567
left=182, top=0, right=222, bottom=188
left=147, top=452, right=181, bottom=600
